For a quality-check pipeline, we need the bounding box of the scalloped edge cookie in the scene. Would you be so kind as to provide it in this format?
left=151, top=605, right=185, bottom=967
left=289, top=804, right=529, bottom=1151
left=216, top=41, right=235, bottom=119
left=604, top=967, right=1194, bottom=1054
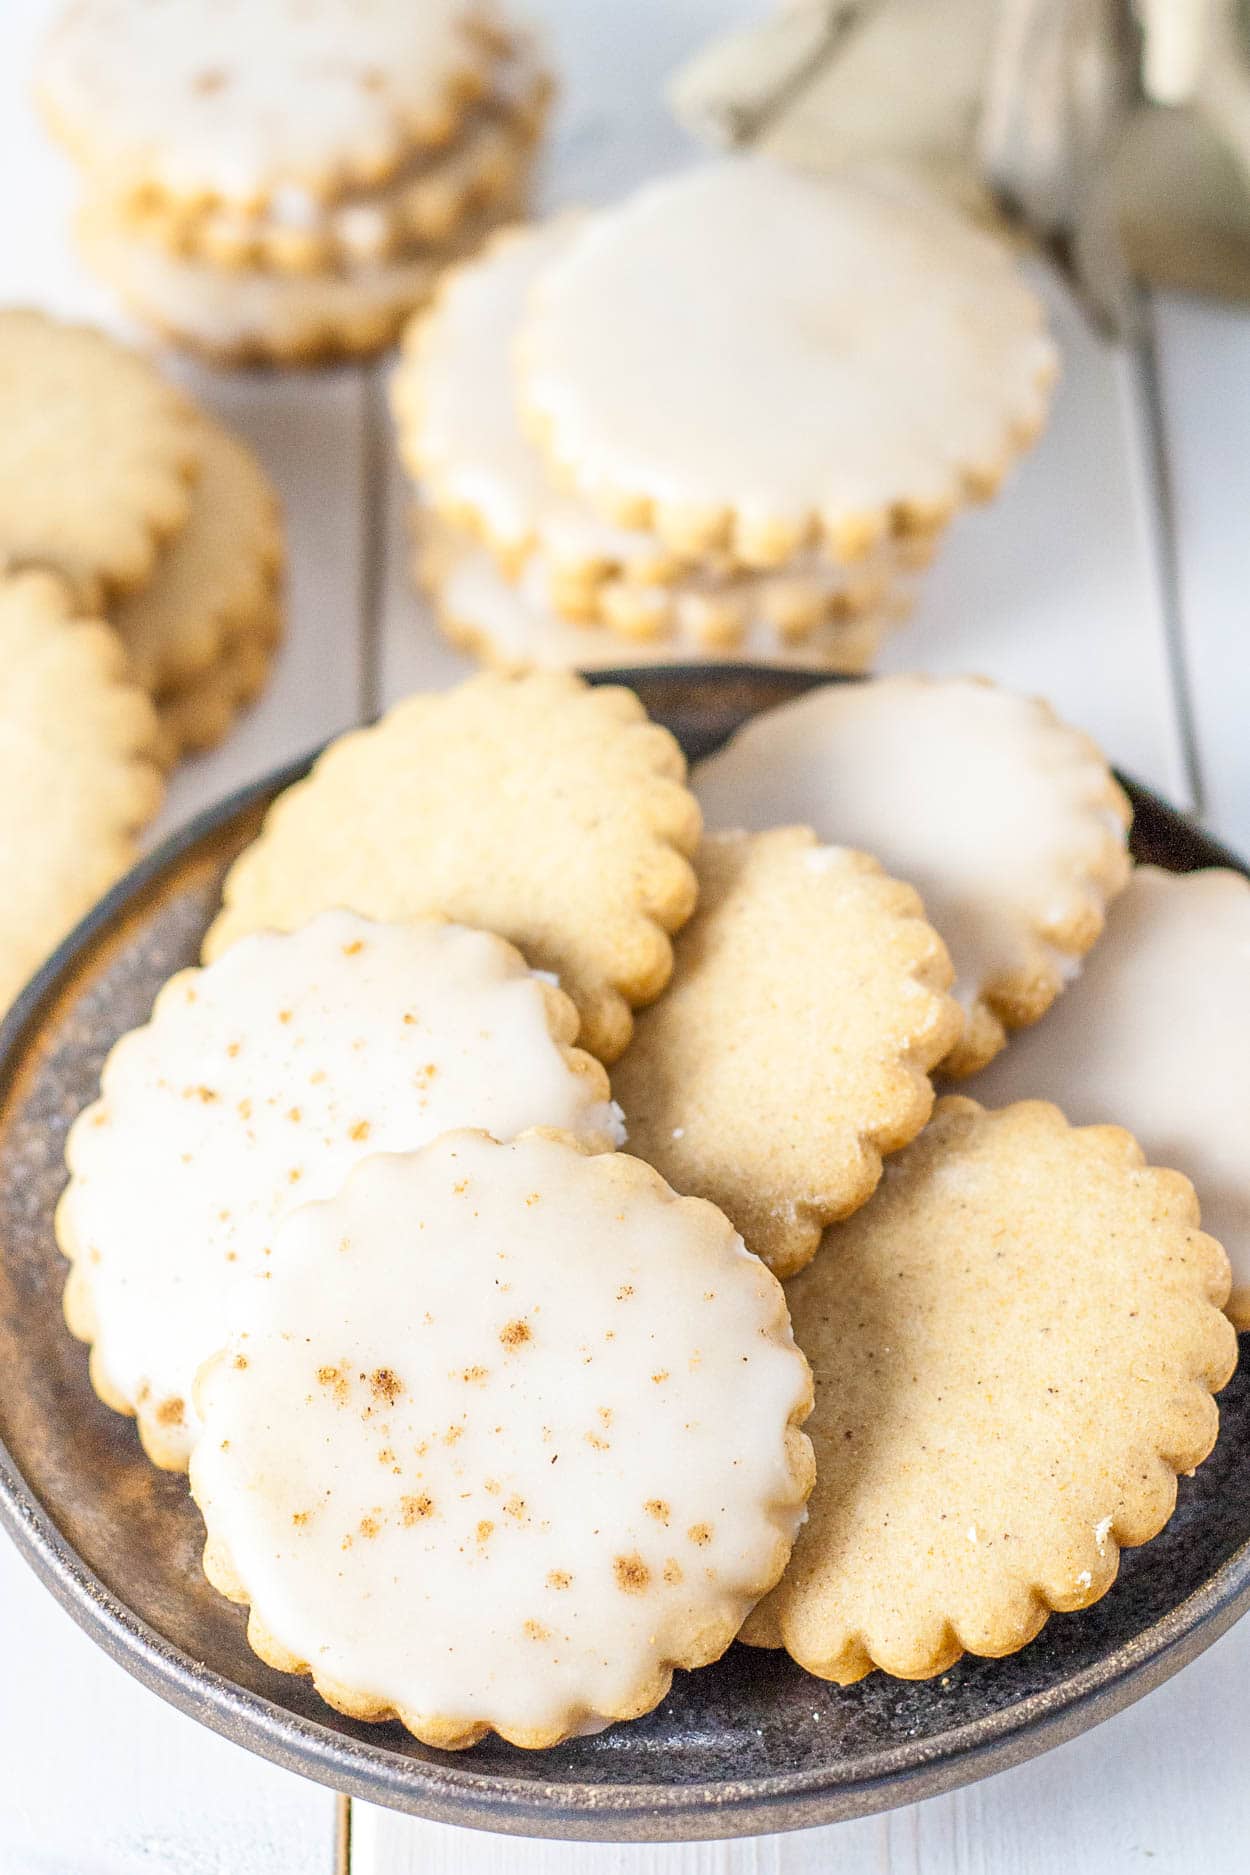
left=413, top=508, right=905, bottom=674
left=693, top=674, right=1133, bottom=1077
left=57, top=914, right=623, bottom=1468
left=0, top=309, right=200, bottom=608
left=111, top=409, right=283, bottom=693
left=611, top=828, right=961, bottom=1276
left=203, top=670, right=703, bottom=1062
left=743, top=1098, right=1237, bottom=1683
left=38, top=0, right=506, bottom=212
left=516, top=158, right=1057, bottom=566
left=0, top=570, right=162, bottom=1015
left=190, top=1130, right=815, bottom=1747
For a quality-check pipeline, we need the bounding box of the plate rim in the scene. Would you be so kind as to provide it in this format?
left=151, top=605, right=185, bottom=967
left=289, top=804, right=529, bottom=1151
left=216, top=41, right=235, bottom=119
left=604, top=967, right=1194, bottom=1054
left=1, top=665, right=1247, bottom=1843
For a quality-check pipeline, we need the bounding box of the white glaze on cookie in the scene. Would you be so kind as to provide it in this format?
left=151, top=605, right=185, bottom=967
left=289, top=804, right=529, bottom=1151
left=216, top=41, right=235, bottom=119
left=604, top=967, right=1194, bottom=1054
left=395, top=218, right=657, bottom=570
left=58, top=912, right=622, bottom=1467
left=419, top=517, right=899, bottom=672
left=77, top=191, right=529, bottom=361
left=518, top=158, right=1056, bottom=559
left=39, top=0, right=494, bottom=205
left=191, top=1131, right=814, bottom=1747
left=974, top=866, right=1250, bottom=1325
left=694, top=674, right=1131, bottom=1071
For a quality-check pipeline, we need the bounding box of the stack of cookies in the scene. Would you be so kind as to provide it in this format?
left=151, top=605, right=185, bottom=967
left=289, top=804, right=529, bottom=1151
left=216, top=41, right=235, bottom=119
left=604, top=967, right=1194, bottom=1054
left=37, top=0, right=551, bottom=365
left=0, top=308, right=284, bottom=1018
left=54, top=669, right=1241, bottom=1747
left=393, top=157, right=1058, bottom=672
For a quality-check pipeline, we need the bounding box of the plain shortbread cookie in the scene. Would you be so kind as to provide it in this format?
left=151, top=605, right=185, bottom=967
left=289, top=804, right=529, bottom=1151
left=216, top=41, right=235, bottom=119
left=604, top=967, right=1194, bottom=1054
left=974, top=866, right=1250, bottom=1331
left=203, top=671, right=702, bottom=1062
left=611, top=828, right=961, bottom=1276
left=0, top=570, right=161, bottom=1016
left=694, top=674, right=1132, bottom=1075
left=0, top=309, right=199, bottom=607
left=744, top=1098, right=1236, bottom=1682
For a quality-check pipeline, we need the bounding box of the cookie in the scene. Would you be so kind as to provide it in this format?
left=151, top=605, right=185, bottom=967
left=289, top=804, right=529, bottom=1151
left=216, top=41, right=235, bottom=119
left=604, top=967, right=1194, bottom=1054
left=78, top=184, right=533, bottom=365
left=394, top=217, right=922, bottom=626
left=129, top=56, right=551, bottom=273
left=111, top=410, right=283, bottom=693
left=694, top=675, right=1132, bottom=1075
left=0, top=309, right=199, bottom=607
left=517, top=158, right=1057, bottom=564
left=417, top=511, right=903, bottom=673
left=394, top=217, right=691, bottom=589
left=203, top=672, right=702, bottom=1063
left=190, top=1129, right=815, bottom=1748
left=0, top=570, right=161, bottom=1016
left=38, top=0, right=500, bottom=211
left=151, top=608, right=282, bottom=770
left=974, top=866, right=1250, bottom=1331
left=744, top=1099, right=1236, bottom=1682
left=611, top=829, right=960, bottom=1277
left=58, top=911, right=623, bottom=1469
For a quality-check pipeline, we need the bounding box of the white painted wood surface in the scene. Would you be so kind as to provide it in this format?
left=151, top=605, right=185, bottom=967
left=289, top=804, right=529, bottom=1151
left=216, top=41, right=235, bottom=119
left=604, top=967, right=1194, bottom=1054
left=2, top=0, right=1249, bottom=1870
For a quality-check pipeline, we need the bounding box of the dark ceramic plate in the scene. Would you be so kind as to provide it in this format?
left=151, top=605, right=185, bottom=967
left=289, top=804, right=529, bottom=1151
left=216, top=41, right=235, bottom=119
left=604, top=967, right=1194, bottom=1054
left=1, top=668, right=1248, bottom=1844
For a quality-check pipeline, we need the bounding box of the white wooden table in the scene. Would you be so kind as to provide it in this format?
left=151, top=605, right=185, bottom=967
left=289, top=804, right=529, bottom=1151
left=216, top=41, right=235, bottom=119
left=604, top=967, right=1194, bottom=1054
left=3, top=2, right=1249, bottom=1870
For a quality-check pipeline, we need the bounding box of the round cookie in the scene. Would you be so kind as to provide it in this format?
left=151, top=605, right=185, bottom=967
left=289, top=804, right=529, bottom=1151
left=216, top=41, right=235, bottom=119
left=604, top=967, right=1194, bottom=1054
left=394, top=217, right=692, bottom=590
left=190, top=1129, right=815, bottom=1748
left=693, top=674, right=1132, bottom=1075
left=417, top=512, right=904, bottom=673
left=394, top=217, right=920, bottom=627
left=38, top=0, right=499, bottom=210
left=58, top=911, right=623, bottom=1469
left=111, top=410, right=283, bottom=693
left=0, top=309, right=199, bottom=607
left=974, top=866, right=1250, bottom=1330
left=745, top=1098, right=1236, bottom=1684
left=0, top=570, right=161, bottom=1017
left=77, top=187, right=533, bottom=366
left=611, top=829, right=961, bottom=1277
left=518, top=158, right=1057, bottom=564
left=203, top=672, right=703, bottom=1063
left=151, top=609, right=282, bottom=771
left=129, top=56, right=551, bottom=273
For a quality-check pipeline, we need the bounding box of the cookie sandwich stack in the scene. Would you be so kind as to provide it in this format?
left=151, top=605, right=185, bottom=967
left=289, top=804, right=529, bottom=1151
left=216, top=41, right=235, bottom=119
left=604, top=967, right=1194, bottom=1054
left=38, top=0, right=552, bottom=365
left=393, top=156, right=1059, bottom=672
left=53, top=669, right=1240, bottom=1745
left=0, top=307, right=285, bottom=1018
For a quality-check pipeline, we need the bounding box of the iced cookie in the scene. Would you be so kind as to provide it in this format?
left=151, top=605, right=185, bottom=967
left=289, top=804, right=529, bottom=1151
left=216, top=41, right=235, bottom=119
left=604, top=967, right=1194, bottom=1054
left=191, top=1129, right=815, bottom=1747
left=38, top=0, right=498, bottom=210
left=131, top=54, right=551, bottom=273
left=694, top=675, right=1132, bottom=1075
left=745, top=1098, right=1236, bottom=1682
left=0, top=571, right=161, bottom=1016
left=394, top=218, right=918, bottom=623
left=611, top=829, right=960, bottom=1276
left=394, top=217, right=696, bottom=590
left=417, top=513, right=902, bottom=673
left=0, top=309, right=199, bottom=607
left=518, top=158, right=1056, bottom=563
left=151, top=609, right=282, bottom=770
left=975, top=866, right=1250, bottom=1330
left=112, top=410, right=283, bottom=693
left=58, top=912, right=622, bottom=1469
left=204, top=672, right=702, bottom=1062
left=77, top=187, right=531, bottom=365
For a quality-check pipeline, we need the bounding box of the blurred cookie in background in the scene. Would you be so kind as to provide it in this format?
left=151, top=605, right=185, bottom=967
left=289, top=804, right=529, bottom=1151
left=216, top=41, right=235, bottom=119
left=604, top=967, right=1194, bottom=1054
left=38, top=0, right=552, bottom=363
